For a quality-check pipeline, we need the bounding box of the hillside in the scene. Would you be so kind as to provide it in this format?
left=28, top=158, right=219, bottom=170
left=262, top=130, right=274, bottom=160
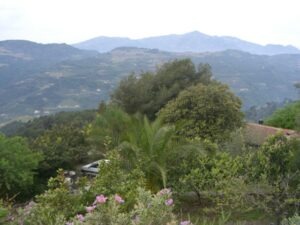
left=0, top=40, right=97, bottom=86
left=74, top=31, right=300, bottom=55
left=0, top=42, right=299, bottom=124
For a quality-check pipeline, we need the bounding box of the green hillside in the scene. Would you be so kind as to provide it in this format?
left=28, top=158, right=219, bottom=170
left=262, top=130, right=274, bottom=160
left=0, top=42, right=299, bottom=124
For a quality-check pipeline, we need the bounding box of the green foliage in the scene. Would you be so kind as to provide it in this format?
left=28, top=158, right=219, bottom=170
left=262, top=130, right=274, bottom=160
left=117, top=116, right=179, bottom=191
left=0, top=134, right=42, bottom=199
left=246, top=134, right=300, bottom=224
left=68, top=188, right=177, bottom=225
left=0, top=110, right=95, bottom=200
left=282, top=214, right=300, bottom=225
left=24, top=169, right=91, bottom=225
left=76, top=198, right=131, bottom=225
left=2, top=46, right=300, bottom=125
left=31, top=124, right=90, bottom=176
left=89, top=106, right=187, bottom=191
left=20, top=172, right=179, bottom=225
left=175, top=151, right=246, bottom=215
left=159, top=82, right=244, bottom=142
left=0, top=200, right=8, bottom=223
left=111, top=59, right=212, bottom=120
left=91, top=150, right=146, bottom=210
left=265, top=101, right=300, bottom=129
left=245, top=100, right=293, bottom=122
left=129, top=188, right=176, bottom=225
left=0, top=110, right=96, bottom=139
left=88, top=105, right=132, bottom=155
left=67, top=188, right=177, bottom=225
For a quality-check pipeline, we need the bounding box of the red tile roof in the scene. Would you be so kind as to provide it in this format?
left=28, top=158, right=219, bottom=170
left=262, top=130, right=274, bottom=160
left=244, top=123, right=300, bottom=146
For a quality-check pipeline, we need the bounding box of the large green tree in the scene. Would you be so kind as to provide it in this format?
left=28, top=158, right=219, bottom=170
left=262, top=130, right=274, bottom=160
left=175, top=151, right=246, bottom=215
left=0, top=134, right=41, bottom=198
left=89, top=106, right=191, bottom=191
left=246, top=134, right=300, bottom=225
left=111, top=59, right=212, bottom=120
left=32, top=124, right=89, bottom=177
left=117, top=116, right=177, bottom=191
left=159, top=82, right=244, bottom=142
left=265, top=101, right=300, bottom=130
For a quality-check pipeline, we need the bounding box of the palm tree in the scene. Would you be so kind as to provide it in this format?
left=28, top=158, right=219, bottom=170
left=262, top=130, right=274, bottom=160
left=88, top=106, right=132, bottom=156
left=89, top=106, right=202, bottom=192
left=118, top=115, right=177, bottom=192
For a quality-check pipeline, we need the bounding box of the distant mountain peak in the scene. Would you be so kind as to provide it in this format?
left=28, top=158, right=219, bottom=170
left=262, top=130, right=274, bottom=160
left=74, top=31, right=300, bottom=55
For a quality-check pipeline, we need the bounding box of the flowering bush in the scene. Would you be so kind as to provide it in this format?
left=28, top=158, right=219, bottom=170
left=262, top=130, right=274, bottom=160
left=64, top=188, right=188, bottom=225
left=5, top=165, right=195, bottom=225
left=17, top=170, right=93, bottom=225
left=90, top=150, right=146, bottom=210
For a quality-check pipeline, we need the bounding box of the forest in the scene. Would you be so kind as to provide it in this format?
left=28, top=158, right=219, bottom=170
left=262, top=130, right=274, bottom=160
left=0, top=59, right=300, bottom=225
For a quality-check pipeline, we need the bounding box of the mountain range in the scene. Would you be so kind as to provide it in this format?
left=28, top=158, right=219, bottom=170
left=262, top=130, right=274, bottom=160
left=0, top=35, right=300, bottom=125
left=74, top=31, right=300, bottom=55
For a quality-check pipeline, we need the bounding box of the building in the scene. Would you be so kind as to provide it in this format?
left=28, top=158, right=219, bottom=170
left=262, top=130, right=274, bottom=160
left=243, top=122, right=300, bottom=146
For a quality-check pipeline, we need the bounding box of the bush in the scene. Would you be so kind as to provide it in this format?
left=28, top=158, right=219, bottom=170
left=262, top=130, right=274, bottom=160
left=23, top=169, right=93, bottom=225
left=0, top=200, right=8, bottom=223
left=67, top=188, right=178, bottom=225
left=0, top=134, right=42, bottom=199
left=282, top=214, right=300, bottom=225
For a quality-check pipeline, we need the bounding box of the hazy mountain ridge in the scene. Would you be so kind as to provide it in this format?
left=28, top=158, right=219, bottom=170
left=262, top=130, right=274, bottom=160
left=0, top=40, right=98, bottom=87
left=0, top=41, right=299, bottom=124
left=74, top=31, right=300, bottom=55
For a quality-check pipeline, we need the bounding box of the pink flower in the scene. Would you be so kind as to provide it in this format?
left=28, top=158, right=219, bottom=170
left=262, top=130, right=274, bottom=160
left=66, top=222, right=74, bottom=225
left=158, top=188, right=171, bottom=196
left=114, top=194, right=125, bottom=204
left=165, top=198, right=173, bottom=206
left=76, top=214, right=84, bottom=222
left=86, top=205, right=96, bottom=213
left=180, top=221, right=191, bottom=225
left=94, top=194, right=107, bottom=204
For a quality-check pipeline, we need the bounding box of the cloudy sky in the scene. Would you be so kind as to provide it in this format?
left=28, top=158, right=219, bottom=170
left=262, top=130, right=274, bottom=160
left=0, top=0, right=300, bottom=47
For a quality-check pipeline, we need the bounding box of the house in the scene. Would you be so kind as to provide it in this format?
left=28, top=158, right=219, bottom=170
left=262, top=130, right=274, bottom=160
left=243, top=122, right=300, bottom=146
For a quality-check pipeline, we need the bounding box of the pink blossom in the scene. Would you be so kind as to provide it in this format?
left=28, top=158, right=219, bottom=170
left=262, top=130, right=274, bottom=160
left=114, top=194, right=125, bottom=204
left=86, top=205, right=96, bottom=213
left=66, top=222, right=74, bottom=225
left=76, top=214, right=84, bottom=222
left=180, top=221, right=191, bottom=225
left=94, top=194, right=108, bottom=204
left=165, top=198, right=173, bottom=206
left=158, top=188, right=171, bottom=196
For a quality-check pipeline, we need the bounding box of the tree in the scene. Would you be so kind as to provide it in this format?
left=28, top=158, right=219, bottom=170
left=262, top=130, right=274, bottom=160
left=32, top=124, right=89, bottom=177
left=246, top=134, right=300, bottom=225
left=88, top=106, right=189, bottom=192
left=88, top=105, right=132, bottom=155
left=265, top=101, right=300, bottom=130
left=111, top=59, right=212, bottom=120
left=175, top=151, right=246, bottom=215
left=159, top=82, right=244, bottom=142
left=0, top=134, right=41, bottom=199
left=117, top=116, right=178, bottom=191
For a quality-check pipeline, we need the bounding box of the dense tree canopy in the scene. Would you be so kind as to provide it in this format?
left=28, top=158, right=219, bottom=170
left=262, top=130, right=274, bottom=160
left=246, top=134, right=300, bottom=224
left=89, top=106, right=187, bottom=191
left=31, top=124, right=90, bottom=176
left=159, top=82, right=244, bottom=142
left=0, top=110, right=96, bottom=139
left=111, top=59, right=212, bottom=120
left=265, top=101, right=300, bottom=130
left=0, top=134, right=41, bottom=198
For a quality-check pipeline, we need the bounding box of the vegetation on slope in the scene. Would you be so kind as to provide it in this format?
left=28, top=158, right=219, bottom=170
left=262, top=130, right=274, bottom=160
left=1, top=59, right=299, bottom=225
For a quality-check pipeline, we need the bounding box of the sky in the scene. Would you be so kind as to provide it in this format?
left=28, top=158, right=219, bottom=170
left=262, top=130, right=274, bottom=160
left=0, top=0, right=300, bottom=47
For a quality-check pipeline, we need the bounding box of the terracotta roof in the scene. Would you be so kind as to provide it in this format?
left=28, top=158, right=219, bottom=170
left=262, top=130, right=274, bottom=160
left=243, top=123, right=300, bottom=146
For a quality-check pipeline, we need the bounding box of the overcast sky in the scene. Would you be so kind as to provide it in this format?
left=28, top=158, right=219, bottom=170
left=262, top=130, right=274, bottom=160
left=0, top=0, right=300, bottom=47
